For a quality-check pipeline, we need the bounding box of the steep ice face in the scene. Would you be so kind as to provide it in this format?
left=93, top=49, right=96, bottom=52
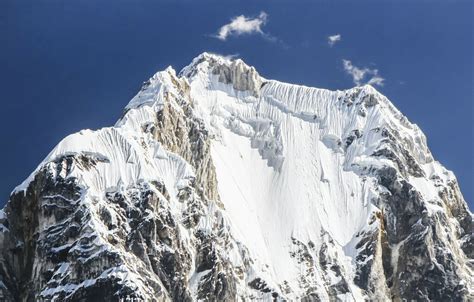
left=0, top=52, right=472, bottom=301
left=177, top=53, right=472, bottom=299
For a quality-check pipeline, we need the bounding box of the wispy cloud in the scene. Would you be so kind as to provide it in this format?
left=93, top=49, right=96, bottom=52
left=214, top=12, right=270, bottom=41
left=328, top=34, right=341, bottom=47
left=342, top=60, right=385, bottom=87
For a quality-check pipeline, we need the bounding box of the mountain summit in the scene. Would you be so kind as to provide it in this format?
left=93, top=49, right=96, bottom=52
left=0, top=53, right=472, bottom=301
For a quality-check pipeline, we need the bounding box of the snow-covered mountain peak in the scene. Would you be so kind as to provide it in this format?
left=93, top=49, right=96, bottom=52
left=180, top=52, right=249, bottom=77
left=0, top=53, right=471, bottom=301
left=180, top=52, right=262, bottom=96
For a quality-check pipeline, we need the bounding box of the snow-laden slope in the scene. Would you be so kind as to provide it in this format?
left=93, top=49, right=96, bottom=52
left=0, top=53, right=472, bottom=301
left=180, top=54, right=472, bottom=300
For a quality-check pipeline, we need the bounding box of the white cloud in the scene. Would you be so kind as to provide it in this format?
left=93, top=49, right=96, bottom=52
left=215, top=12, right=269, bottom=41
left=367, top=75, right=385, bottom=86
left=328, top=34, right=341, bottom=47
left=342, top=59, right=385, bottom=87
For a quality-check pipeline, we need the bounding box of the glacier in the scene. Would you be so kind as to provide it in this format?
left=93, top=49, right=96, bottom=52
left=0, top=53, right=472, bottom=301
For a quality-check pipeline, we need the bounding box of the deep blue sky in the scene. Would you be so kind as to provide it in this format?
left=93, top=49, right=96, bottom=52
left=1, top=1, right=472, bottom=209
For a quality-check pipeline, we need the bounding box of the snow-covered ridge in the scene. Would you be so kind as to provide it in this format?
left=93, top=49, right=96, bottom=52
left=1, top=52, right=471, bottom=301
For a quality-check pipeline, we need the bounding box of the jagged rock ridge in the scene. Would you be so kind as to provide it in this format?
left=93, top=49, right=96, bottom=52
left=0, top=53, right=472, bottom=301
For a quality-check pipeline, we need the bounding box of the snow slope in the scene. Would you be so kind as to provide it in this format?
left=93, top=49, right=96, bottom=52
left=178, top=53, right=472, bottom=299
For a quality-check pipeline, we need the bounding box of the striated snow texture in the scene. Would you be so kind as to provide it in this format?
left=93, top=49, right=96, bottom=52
left=0, top=53, right=472, bottom=301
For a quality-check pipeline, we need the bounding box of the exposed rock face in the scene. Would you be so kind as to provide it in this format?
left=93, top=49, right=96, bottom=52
left=151, top=83, right=219, bottom=203
left=0, top=53, right=472, bottom=301
left=181, top=54, right=262, bottom=97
